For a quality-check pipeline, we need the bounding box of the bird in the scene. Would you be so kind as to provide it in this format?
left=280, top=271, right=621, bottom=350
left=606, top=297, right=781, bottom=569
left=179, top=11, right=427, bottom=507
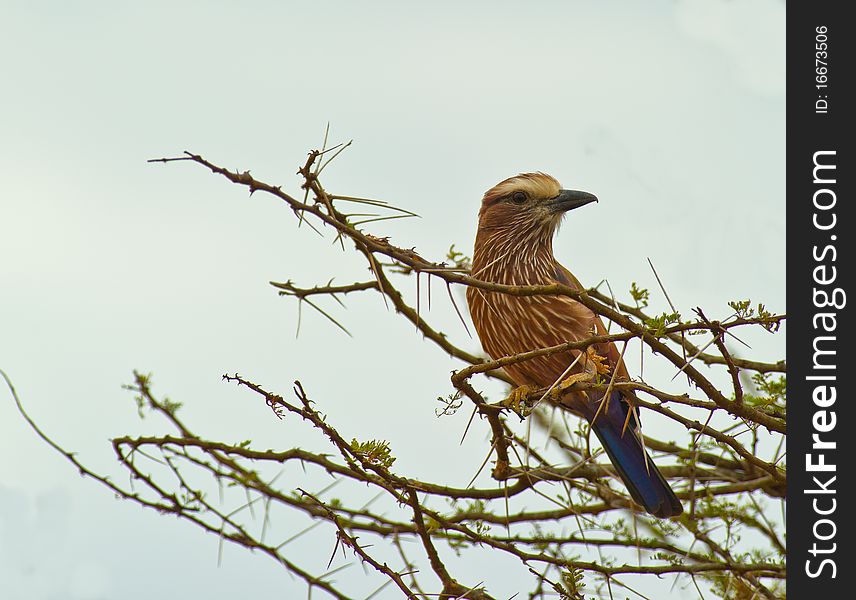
left=465, top=172, right=683, bottom=518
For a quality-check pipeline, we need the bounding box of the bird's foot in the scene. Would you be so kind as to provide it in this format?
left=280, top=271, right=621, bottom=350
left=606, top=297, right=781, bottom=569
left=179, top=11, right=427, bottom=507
left=501, top=385, right=537, bottom=418
left=585, top=348, right=612, bottom=378
left=555, top=371, right=595, bottom=394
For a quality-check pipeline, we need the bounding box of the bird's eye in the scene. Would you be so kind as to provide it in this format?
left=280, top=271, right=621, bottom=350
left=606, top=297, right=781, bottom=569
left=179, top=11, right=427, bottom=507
left=511, top=191, right=527, bottom=204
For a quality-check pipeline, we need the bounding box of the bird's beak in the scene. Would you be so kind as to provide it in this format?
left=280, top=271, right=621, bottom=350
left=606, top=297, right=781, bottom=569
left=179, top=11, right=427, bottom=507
left=548, top=189, right=599, bottom=214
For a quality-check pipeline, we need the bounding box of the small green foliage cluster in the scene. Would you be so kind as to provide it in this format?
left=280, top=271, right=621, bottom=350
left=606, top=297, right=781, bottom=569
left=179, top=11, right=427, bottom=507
left=161, top=398, right=182, bottom=415
left=179, top=489, right=205, bottom=509
left=675, top=434, right=720, bottom=467
left=446, top=244, right=472, bottom=270
left=349, top=438, right=396, bottom=469
left=743, top=373, right=786, bottom=413
left=424, top=515, right=442, bottom=533
left=435, top=391, right=463, bottom=417
left=232, top=469, right=261, bottom=488
left=644, top=311, right=682, bottom=337
left=706, top=572, right=758, bottom=600
left=451, top=498, right=487, bottom=517
left=529, top=523, right=552, bottom=552
left=728, top=299, right=779, bottom=332
left=704, top=553, right=786, bottom=600
left=554, top=568, right=587, bottom=600
left=443, top=499, right=491, bottom=553
left=653, top=551, right=684, bottom=566
left=629, top=281, right=650, bottom=309
left=126, top=372, right=183, bottom=418
left=645, top=513, right=683, bottom=539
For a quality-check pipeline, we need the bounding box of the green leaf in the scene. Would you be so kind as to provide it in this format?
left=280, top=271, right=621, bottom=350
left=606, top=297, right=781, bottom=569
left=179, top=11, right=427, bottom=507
left=350, top=438, right=396, bottom=469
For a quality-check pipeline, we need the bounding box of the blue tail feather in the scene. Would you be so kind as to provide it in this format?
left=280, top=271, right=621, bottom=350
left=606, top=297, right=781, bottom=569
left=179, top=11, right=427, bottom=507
left=590, top=391, right=682, bottom=517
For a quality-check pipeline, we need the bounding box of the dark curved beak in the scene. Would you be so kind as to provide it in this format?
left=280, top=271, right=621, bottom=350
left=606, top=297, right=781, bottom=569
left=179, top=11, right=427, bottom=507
left=548, top=189, right=598, bottom=214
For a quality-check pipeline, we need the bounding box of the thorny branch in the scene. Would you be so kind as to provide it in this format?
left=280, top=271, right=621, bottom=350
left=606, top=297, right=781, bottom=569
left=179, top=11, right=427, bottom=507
left=11, top=142, right=786, bottom=599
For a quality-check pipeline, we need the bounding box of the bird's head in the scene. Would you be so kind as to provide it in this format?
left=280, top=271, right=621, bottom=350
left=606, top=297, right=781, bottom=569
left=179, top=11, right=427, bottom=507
left=477, top=172, right=598, bottom=235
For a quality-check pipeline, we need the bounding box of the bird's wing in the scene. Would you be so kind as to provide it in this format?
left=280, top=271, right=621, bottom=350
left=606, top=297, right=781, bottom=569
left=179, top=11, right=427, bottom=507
left=553, top=264, right=629, bottom=380
left=553, top=263, right=586, bottom=291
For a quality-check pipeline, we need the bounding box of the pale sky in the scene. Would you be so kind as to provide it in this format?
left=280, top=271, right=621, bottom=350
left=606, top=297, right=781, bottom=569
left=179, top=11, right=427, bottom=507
left=1, top=1, right=784, bottom=598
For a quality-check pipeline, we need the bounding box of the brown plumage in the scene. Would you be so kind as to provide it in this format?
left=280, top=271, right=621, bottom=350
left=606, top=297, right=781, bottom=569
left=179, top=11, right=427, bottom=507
left=466, top=173, right=682, bottom=517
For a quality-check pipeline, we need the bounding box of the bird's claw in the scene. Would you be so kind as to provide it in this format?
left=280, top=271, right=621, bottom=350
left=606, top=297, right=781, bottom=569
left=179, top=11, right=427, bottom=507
left=556, top=371, right=595, bottom=393
left=501, top=385, right=536, bottom=418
